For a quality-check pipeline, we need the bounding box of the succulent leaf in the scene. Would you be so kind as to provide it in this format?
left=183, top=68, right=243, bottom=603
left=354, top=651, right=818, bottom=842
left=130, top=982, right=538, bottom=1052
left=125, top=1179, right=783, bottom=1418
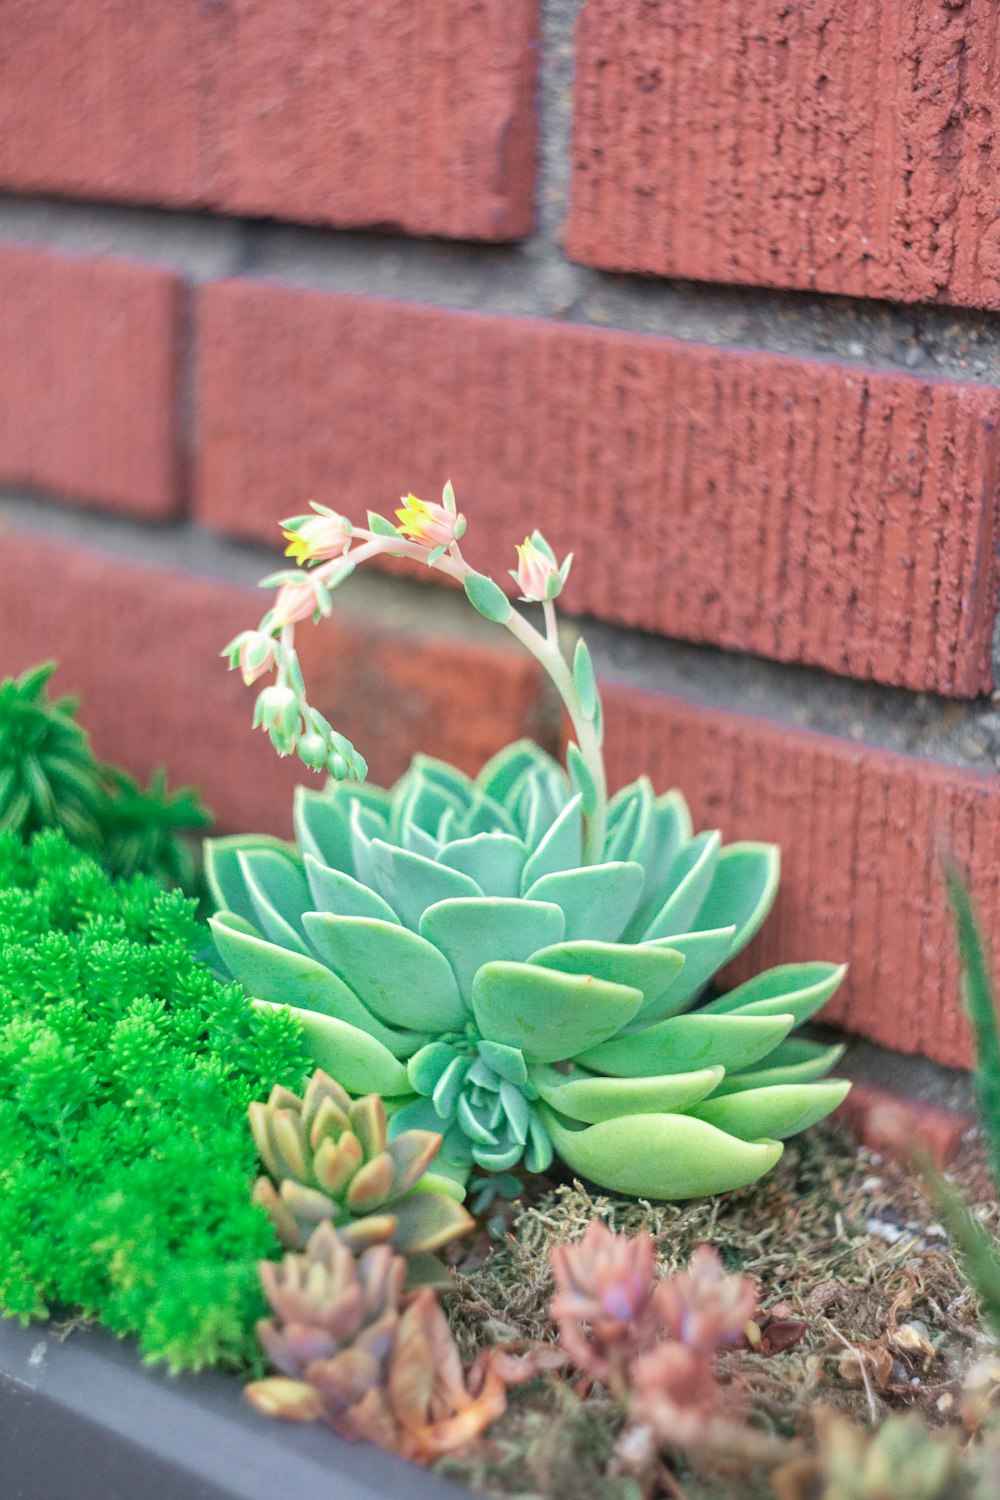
left=540, top=1109, right=784, bottom=1198
left=642, top=831, right=721, bottom=941
left=692, top=842, right=780, bottom=958
left=472, top=961, right=642, bottom=1062
left=702, top=962, right=848, bottom=1024
left=578, top=1011, right=796, bottom=1076
left=211, top=914, right=421, bottom=1055
left=687, top=1079, right=851, bottom=1140
left=252, top=1001, right=412, bottom=1097
left=304, top=916, right=466, bottom=1032
left=526, top=861, right=644, bottom=943
left=419, top=897, right=565, bottom=1006
left=436, top=833, right=526, bottom=898
left=713, top=1038, right=846, bottom=1094
left=529, top=1062, right=724, bottom=1122
left=303, top=855, right=400, bottom=924
left=528, top=939, right=684, bottom=1012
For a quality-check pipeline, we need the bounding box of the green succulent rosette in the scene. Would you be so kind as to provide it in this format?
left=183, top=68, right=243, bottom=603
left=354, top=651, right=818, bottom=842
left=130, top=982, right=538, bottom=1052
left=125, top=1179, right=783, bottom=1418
left=206, top=741, right=848, bottom=1201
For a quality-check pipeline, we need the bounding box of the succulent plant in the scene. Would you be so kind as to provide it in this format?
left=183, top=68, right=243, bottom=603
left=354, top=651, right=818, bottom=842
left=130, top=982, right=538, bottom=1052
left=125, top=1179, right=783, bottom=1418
left=208, top=740, right=848, bottom=1200
left=771, top=1408, right=965, bottom=1500
left=246, top=1222, right=507, bottom=1460
left=250, top=1068, right=473, bottom=1266
left=0, top=661, right=210, bottom=890
left=214, top=486, right=849, bottom=1200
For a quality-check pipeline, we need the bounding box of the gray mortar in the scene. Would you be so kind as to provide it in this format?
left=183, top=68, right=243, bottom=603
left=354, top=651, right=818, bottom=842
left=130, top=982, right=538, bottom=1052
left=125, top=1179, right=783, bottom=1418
left=2, top=0, right=1000, bottom=385
left=5, top=488, right=1000, bottom=776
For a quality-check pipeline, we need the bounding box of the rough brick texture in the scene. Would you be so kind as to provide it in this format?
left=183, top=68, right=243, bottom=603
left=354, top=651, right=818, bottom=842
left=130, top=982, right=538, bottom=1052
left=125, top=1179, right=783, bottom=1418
left=599, top=682, right=1000, bottom=1071
left=0, top=0, right=538, bottom=241
left=196, top=283, right=1000, bottom=697
left=836, top=1083, right=972, bottom=1169
left=569, top=0, right=1000, bottom=310
left=0, top=245, right=181, bottom=517
left=0, top=529, right=552, bottom=838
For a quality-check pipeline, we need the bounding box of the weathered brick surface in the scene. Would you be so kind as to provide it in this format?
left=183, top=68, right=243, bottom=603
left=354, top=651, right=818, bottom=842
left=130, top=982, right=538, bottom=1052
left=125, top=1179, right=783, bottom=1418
left=0, top=245, right=181, bottom=517
left=599, top=682, right=1000, bottom=1071
left=568, top=0, right=1000, bottom=310
left=836, top=1083, right=972, bottom=1169
left=0, top=529, right=552, bottom=838
left=196, top=282, right=1000, bottom=697
left=0, top=0, right=538, bottom=241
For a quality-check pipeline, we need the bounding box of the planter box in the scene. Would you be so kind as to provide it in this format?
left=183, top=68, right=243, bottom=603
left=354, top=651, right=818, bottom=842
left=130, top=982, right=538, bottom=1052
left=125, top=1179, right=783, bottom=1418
left=0, top=1316, right=466, bottom=1500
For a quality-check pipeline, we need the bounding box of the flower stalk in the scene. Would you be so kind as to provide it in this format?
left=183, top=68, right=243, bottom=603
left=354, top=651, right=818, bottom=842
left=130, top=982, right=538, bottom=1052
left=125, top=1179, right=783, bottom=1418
left=224, top=487, right=608, bottom=863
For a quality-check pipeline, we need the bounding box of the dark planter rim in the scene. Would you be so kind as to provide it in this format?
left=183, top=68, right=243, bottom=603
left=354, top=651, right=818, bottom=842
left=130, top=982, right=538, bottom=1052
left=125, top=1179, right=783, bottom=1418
left=0, top=1315, right=469, bottom=1500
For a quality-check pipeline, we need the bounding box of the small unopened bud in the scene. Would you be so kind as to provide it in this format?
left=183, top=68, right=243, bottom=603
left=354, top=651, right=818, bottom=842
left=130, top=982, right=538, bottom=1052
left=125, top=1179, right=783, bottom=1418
left=511, top=532, right=571, bottom=603
left=254, top=684, right=300, bottom=740
left=297, top=728, right=330, bottom=771
left=238, top=631, right=277, bottom=686
left=327, top=751, right=350, bottom=780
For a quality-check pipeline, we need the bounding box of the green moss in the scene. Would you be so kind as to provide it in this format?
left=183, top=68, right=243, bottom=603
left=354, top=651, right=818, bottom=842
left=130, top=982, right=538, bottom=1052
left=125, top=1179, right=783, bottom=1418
left=0, top=829, right=308, bottom=1371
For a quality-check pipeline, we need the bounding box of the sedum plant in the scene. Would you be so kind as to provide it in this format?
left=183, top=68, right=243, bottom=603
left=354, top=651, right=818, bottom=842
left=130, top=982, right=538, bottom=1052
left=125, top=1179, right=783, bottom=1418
left=0, top=661, right=210, bottom=891
left=210, top=487, right=849, bottom=1200
left=246, top=1221, right=508, bottom=1461
left=250, top=1067, right=473, bottom=1272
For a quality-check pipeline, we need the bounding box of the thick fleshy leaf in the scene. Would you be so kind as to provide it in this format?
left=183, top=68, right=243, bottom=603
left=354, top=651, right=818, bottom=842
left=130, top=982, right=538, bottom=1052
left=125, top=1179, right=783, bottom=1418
left=472, top=1137, right=525, bottom=1172
left=476, top=740, right=559, bottom=807
left=521, top=794, right=583, bottom=891
left=693, top=843, right=780, bottom=959
left=516, top=765, right=573, bottom=849
left=472, top=961, right=642, bottom=1063
left=462, top=790, right=519, bottom=838
left=391, top=764, right=465, bottom=844
left=237, top=849, right=312, bottom=955
left=211, top=914, right=421, bottom=1056
left=541, top=1109, right=784, bottom=1199
left=204, top=835, right=296, bottom=927
left=437, top=833, right=526, bottom=898
left=525, top=1113, right=554, bottom=1173
left=419, top=897, right=565, bottom=1006
left=303, top=855, right=400, bottom=924
left=389, top=1193, right=474, bottom=1253
left=251, top=999, right=411, bottom=1096
left=348, top=800, right=384, bottom=890
left=623, top=928, right=737, bottom=1024
left=388, top=1096, right=449, bottom=1136
left=687, top=1080, right=850, bottom=1141
left=302, top=915, right=466, bottom=1031
left=368, top=840, right=482, bottom=926
left=526, top=862, right=644, bottom=944
left=528, top=940, right=684, bottom=1012
left=713, top=1039, right=846, bottom=1095
left=576, top=1011, right=795, bottom=1076
left=529, top=1062, right=723, bottom=1122
left=407, top=1042, right=462, bottom=1095
left=702, top=962, right=847, bottom=1025
left=641, top=832, right=721, bottom=941
left=293, top=787, right=354, bottom=874
left=603, top=778, right=653, bottom=867
left=476, top=1039, right=529, bottom=1087
left=624, top=790, right=694, bottom=939
left=400, top=821, right=441, bottom=859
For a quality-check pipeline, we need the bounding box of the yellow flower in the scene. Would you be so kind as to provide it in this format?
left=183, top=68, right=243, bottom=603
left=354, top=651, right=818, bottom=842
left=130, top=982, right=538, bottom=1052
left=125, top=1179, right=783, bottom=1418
left=396, top=494, right=460, bottom=549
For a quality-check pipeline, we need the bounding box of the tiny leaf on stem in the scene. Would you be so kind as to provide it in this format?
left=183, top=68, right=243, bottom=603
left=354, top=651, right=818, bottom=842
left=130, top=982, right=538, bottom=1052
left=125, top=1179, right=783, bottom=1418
left=567, top=741, right=598, bottom=816
left=464, top=571, right=512, bottom=624
left=573, top=639, right=599, bottom=722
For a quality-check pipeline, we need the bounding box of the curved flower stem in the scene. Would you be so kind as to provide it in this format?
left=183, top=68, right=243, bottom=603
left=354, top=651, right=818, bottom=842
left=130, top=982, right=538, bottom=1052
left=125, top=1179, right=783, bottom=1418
left=270, top=528, right=609, bottom=863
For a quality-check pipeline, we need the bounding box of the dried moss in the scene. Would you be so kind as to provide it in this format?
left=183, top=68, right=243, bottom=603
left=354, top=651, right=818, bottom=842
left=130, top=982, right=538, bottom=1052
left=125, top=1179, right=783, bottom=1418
left=440, top=1121, right=999, bottom=1499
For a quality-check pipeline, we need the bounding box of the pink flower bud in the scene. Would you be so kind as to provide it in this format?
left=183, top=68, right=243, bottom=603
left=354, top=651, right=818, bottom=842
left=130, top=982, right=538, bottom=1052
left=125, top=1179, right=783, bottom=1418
left=514, top=536, right=559, bottom=602
left=271, top=578, right=331, bottom=630
left=396, top=494, right=462, bottom=549
left=282, top=510, right=352, bottom=565
left=238, top=631, right=276, bottom=686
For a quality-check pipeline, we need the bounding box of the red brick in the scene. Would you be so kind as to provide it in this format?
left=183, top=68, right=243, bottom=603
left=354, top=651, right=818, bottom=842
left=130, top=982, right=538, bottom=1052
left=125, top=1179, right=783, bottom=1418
left=835, top=1083, right=972, bottom=1169
left=195, top=282, right=1000, bottom=697
left=0, top=528, right=552, bottom=838
left=568, top=0, right=1000, bottom=310
left=0, top=0, right=538, bottom=241
left=598, top=682, right=1000, bottom=1071
left=0, top=245, right=181, bottom=517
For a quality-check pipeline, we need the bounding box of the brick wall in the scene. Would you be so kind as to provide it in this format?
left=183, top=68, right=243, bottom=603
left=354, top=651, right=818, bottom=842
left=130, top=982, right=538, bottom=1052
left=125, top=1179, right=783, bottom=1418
left=1, top=0, right=999, bottom=1073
